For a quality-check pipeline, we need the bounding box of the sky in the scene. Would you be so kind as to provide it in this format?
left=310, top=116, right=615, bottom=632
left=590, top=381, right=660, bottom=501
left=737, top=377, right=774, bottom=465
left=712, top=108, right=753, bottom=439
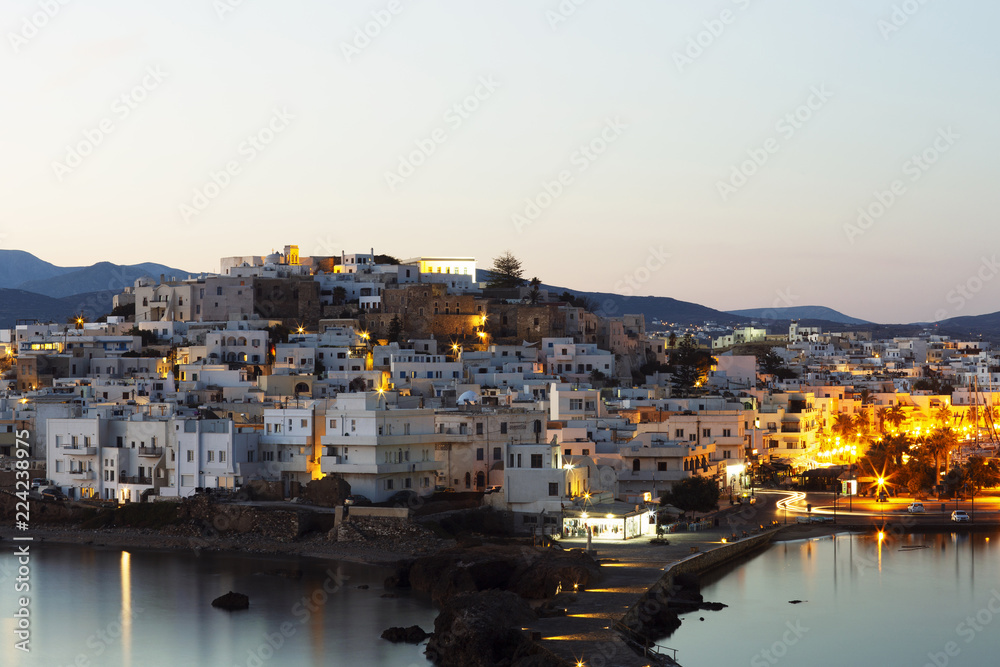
left=2, top=0, right=999, bottom=325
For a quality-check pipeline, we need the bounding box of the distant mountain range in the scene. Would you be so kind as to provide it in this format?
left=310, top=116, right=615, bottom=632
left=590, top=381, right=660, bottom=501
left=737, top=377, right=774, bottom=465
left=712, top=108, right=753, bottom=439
left=0, top=250, right=189, bottom=328
left=3, top=250, right=1000, bottom=341
left=726, top=306, right=871, bottom=326
left=0, top=250, right=187, bottom=298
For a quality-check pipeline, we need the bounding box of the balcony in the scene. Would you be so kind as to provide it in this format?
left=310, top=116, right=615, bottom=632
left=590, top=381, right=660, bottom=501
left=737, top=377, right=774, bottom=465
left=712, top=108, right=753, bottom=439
left=69, top=469, right=94, bottom=480
left=64, top=446, right=98, bottom=456
left=138, top=447, right=163, bottom=458
left=120, top=476, right=152, bottom=485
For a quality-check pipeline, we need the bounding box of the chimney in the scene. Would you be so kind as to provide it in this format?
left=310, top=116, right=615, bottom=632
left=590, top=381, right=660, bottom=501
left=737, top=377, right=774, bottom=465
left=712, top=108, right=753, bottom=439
left=160, top=273, right=165, bottom=284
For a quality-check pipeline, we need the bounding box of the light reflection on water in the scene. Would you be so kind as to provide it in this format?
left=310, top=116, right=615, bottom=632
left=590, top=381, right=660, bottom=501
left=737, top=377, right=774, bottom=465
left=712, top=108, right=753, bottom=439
left=666, top=531, right=1000, bottom=667
left=2, top=543, right=436, bottom=667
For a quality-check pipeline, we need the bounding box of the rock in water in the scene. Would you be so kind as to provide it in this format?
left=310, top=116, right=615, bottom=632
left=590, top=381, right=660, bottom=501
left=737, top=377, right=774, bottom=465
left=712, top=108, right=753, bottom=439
left=381, top=625, right=429, bottom=643
left=212, top=591, right=249, bottom=611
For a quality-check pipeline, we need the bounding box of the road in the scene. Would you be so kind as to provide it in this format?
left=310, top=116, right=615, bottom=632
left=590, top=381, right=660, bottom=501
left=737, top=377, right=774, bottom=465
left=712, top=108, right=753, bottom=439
left=753, top=488, right=1000, bottom=526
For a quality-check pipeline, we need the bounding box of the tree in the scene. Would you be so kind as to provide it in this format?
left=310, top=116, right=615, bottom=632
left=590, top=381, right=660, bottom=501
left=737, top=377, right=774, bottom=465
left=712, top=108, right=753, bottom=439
left=885, top=403, right=906, bottom=431
left=668, top=335, right=714, bottom=396
left=756, top=348, right=797, bottom=380
left=374, top=254, right=400, bottom=265
left=387, top=315, right=402, bottom=343
left=923, top=428, right=958, bottom=482
left=487, top=251, right=526, bottom=289
left=875, top=407, right=889, bottom=434
left=667, top=332, right=677, bottom=349
left=660, top=476, right=720, bottom=514
left=831, top=414, right=854, bottom=440
left=332, top=286, right=347, bottom=305
left=963, top=456, right=1000, bottom=496
left=127, top=326, right=158, bottom=347
left=528, top=277, right=542, bottom=305
left=348, top=376, right=367, bottom=392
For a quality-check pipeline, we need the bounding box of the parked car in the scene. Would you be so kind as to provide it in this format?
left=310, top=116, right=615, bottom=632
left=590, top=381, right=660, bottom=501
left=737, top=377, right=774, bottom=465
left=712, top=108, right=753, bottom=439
left=386, top=490, right=418, bottom=507
left=484, top=485, right=503, bottom=494
left=951, top=510, right=970, bottom=523
left=907, top=503, right=925, bottom=514
left=30, top=478, right=50, bottom=490
left=40, top=487, right=67, bottom=502
left=344, top=495, right=372, bottom=506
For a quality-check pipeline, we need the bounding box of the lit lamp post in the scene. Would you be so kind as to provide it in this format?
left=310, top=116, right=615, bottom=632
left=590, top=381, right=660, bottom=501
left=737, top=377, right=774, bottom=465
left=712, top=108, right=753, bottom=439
left=878, top=476, right=886, bottom=523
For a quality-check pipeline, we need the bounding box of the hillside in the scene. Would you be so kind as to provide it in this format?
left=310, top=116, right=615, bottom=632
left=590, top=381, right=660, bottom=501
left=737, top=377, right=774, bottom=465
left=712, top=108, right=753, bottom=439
left=0, top=250, right=76, bottom=289
left=16, top=261, right=186, bottom=298
left=727, top=305, right=871, bottom=325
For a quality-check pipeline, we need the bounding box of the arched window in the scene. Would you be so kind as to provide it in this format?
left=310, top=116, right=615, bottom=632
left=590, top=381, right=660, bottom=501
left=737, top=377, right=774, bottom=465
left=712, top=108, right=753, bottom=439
left=465, top=472, right=471, bottom=489
left=476, top=471, right=485, bottom=488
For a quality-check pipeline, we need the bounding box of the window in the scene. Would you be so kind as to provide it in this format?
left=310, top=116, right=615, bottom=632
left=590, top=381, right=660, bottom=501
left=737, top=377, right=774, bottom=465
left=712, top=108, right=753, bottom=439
left=702, top=428, right=711, bottom=438
left=500, top=422, right=507, bottom=434
left=657, top=462, right=667, bottom=471
left=187, top=451, right=194, bottom=462
left=476, top=448, right=484, bottom=461
left=476, top=423, right=484, bottom=435
left=564, top=448, right=572, bottom=456
left=582, top=449, right=589, bottom=456
left=386, top=479, right=394, bottom=490
left=689, top=433, right=697, bottom=441
left=220, top=451, right=226, bottom=462
left=301, top=419, right=308, bottom=428
left=675, top=429, right=684, bottom=438
left=329, top=419, right=337, bottom=428
left=570, top=399, right=583, bottom=410
left=207, top=451, right=214, bottom=462
left=530, top=454, right=542, bottom=469
left=548, top=482, right=559, bottom=497
left=632, top=459, right=640, bottom=472
left=493, top=447, right=501, bottom=461
left=723, top=429, right=732, bottom=437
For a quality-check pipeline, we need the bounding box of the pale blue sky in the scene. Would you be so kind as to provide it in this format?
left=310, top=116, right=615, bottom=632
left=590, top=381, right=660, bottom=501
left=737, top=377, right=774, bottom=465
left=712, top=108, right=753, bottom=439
left=2, top=0, right=998, bottom=323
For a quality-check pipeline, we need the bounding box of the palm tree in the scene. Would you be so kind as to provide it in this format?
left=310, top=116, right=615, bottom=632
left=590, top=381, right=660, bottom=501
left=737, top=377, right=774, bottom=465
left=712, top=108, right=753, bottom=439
left=883, top=433, right=913, bottom=470
left=831, top=413, right=854, bottom=439
left=923, top=428, right=958, bottom=483
left=934, top=405, right=954, bottom=428
left=886, top=404, right=906, bottom=431
left=853, top=411, right=871, bottom=440
left=875, top=407, right=889, bottom=435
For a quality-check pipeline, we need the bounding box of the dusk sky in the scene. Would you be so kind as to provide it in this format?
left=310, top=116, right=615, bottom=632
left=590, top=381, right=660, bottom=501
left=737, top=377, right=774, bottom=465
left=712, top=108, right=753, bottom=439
left=3, top=0, right=999, bottom=324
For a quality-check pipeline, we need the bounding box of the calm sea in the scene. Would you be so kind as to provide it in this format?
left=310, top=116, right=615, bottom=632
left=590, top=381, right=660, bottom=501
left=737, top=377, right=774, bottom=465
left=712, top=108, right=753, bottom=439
left=2, top=542, right=436, bottom=667
left=666, top=530, right=1000, bottom=666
